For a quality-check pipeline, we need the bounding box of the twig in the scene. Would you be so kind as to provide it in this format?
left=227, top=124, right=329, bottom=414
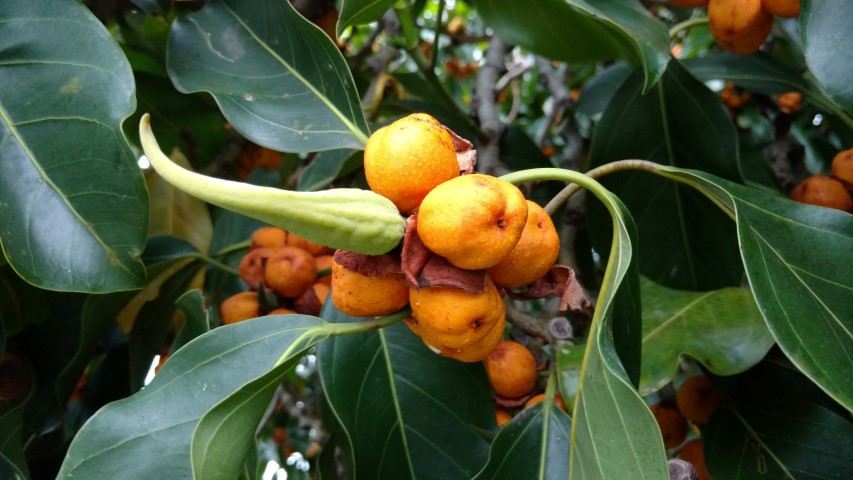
left=506, top=302, right=553, bottom=344
left=534, top=57, right=573, bottom=148
left=545, top=159, right=660, bottom=214
left=474, top=35, right=510, bottom=175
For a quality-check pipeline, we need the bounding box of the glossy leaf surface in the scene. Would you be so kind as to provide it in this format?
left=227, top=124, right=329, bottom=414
left=473, top=400, right=572, bottom=480
left=639, top=277, right=774, bottom=394
left=683, top=53, right=808, bottom=95
left=654, top=166, right=853, bottom=410
left=704, top=404, right=853, bottom=479
left=318, top=304, right=494, bottom=480
left=0, top=0, right=148, bottom=292
left=569, top=192, right=667, bottom=480
left=473, top=0, right=670, bottom=90
left=168, top=0, right=370, bottom=152
left=337, top=0, right=397, bottom=36
left=587, top=60, right=743, bottom=291
left=58, top=315, right=328, bottom=479
left=297, top=149, right=362, bottom=192
left=501, top=168, right=667, bottom=480
left=191, top=317, right=330, bottom=480
left=801, top=0, right=853, bottom=113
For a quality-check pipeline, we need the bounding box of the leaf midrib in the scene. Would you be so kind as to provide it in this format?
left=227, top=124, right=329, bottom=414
left=220, top=1, right=368, bottom=146
left=0, top=101, right=133, bottom=276
left=642, top=290, right=715, bottom=345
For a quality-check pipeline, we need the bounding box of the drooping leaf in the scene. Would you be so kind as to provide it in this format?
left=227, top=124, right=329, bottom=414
left=587, top=60, right=743, bottom=291
left=0, top=0, right=148, bottom=292
left=58, top=314, right=329, bottom=479
left=652, top=165, right=853, bottom=410
left=318, top=303, right=494, bottom=480
left=704, top=404, right=853, bottom=479
left=682, top=52, right=808, bottom=95
left=473, top=400, right=572, bottom=479
left=167, top=0, right=370, bottom=152
left=639, top=277, right=775, bottom=394
left=801, top=0, right=853, bottom=113
left=569, top=192, right=666, bottom=479
left=337, top=0, right=397, bottom=37
left=502, top=168, right=668, bottom=480
left=472, top=0, right=670, bottom=91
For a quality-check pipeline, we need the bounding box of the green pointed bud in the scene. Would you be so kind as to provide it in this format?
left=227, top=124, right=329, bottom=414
left=139, top=114, right=404, bottom=255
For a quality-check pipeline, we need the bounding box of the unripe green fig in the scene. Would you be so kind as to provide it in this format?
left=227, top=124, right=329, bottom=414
left=139, top=114, right=404, bottom=255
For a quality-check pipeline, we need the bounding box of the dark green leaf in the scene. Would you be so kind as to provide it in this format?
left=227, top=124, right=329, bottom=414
left=500, top=126, right=555, bottom=172
left=11, top=293, right=92, bottom=450
left=682, top=53, right=808, bottom=95
left=576, top=63, right=631, bottom=117
left=128, top=73, right=230, bottom=169
left=500, top=126, right=563, bottom=206
left=0, top=0, right=148, bottom=292
left=704, top=404, right=853, bottom=479
left=570, top=193, right=666, bottom=479
left=502, top=168, right=667, bottom=479
left=318, top=304, right=494, bottom=479
left=0, top=404, right=29, bottom=480
left=653, top=166, right=853, bottom=410
left=639, top=277, right=774, bottom=395
left=587, top=60, right=743, bottom=291
left=191, top=317, right=329, bottom=480
left=168, top=0, right=370, bottom=152
left=713, top=354, right=849, bottom=419
left=298, top=149, right=362, bottom=192
left=236, top=436, right=260, bottom=480
left=473, top=400, right=572, bottom=479
left=738, top=142, right=781, bottom=193
left=337, top=0, right=397, bottom=37
left=58, top=292, right=138, bottom=403
left=130, top=0, right=167, bottom=15
left=801, top=0, right=853, bottom=113
left=171, top=289, right=211, bottom=352
left=58, top=315, right=329, bottom=479
left=317, top=431, right=349, bottom=480
left=790, top=122, right=833, bottom=174
left=472, top=0, right=670, bottom=91
left=0, top=269, right=51, bottom=337
left=128, top=261, right=203, bottom=390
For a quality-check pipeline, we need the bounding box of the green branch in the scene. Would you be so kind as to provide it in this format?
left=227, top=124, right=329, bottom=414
left=669, top=16, right=708, bottom=39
